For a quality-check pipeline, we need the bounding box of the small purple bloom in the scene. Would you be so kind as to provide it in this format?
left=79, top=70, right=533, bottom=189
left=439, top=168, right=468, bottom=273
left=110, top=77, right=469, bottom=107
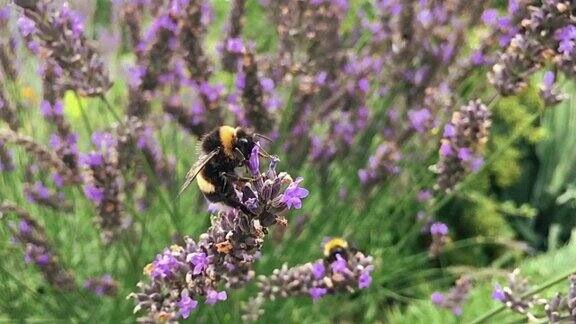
left=81, top=153, right=104, bottom=168
left=309, top=287, right=327, bottom=301
left=431, top=291, right=444, bottom=305
left=330, top=254, right=348, bottom=274
left=151, top=254, right=180, bottom=280
left=543, top=71, right=555, bottom=89
left=358, top=270, right=372, bottom=289
left=187, top=252, right=208, bottom=275
left=358, top=78, right=369, bottom=93
left=260, top=78, right=275, bottom=92
left=312, top=261, right=325, bottom=280
left=469, top=157, right=484, bottom=172
left=458, top=148, right=472, bottom=161
left=443, top=124, right=456, bottom=138
left=481, top=9, right=499, bottom=27
left=17, top=16, right=36, bottom=37
left=439, top=142, right=453, bottom=157
left=205, top=290, right=227, bottom=305
left=491, top=283, right=506, bottom=302
left=248, top=144, right=260, bottom=175
left=84, top=185, right=104, bottom=204
left=430, top=222, right=448, bottom=236
left=19, top=220, right=31, bottom=235
left=281, top=177, right=309, bottom=209
left=178, top=290, right=198, bottom=319
left=226, top=37, right=244, bottom=53
left=417, top=190, right=432, bottom=203
left=37, top=253, right=51, bottom=266
left=408, top=108, right=431, bottom=133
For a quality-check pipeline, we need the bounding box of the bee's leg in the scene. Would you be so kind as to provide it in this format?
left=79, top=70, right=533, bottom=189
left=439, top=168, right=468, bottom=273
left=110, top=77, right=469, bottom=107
left=220, top=172, right=254, bottom=183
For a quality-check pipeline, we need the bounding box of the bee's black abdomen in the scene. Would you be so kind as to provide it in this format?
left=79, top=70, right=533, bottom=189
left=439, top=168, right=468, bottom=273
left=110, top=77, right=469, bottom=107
left=201, top=128, right=222, bottom=154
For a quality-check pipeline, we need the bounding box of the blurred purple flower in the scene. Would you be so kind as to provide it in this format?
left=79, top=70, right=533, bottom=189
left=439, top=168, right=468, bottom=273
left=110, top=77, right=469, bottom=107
left=430, top=222, right=448, bottom=236
left=309, top=287, right=327, bottom=301
left=431, top=292, right=444, bottom=305
left=178, top=290, right=198, bottom=319
left=408, top=108, right=431, bottom=133
left=226, top=37, right=244, bottom=53
left=205, top=290, right=227, bottom=305
left=84, top=185, right=104, bottom=204
left=312, top=261, right=325, bottom=280
left=358, top=270, right=372, bottom=289
left=248, top=144, right=260, bottom=175
left=492, top=283, right=506, bottom=302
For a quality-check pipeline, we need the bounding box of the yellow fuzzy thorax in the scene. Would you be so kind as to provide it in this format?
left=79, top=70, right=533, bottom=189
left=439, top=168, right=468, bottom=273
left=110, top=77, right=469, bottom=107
left=219, top=125, right=236, bottom=157
left=323, top=237, right=349, bottom=257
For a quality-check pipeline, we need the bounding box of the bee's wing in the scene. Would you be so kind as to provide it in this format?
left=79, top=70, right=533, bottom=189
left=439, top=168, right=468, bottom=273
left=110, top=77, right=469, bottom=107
left=177, top=148, right=220, bottom=198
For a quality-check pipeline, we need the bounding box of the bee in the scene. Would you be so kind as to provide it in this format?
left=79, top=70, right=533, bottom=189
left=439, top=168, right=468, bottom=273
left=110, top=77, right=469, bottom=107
left=177, top=126, right=271, bottom=215
left=323, top=237, right=352, bottom=262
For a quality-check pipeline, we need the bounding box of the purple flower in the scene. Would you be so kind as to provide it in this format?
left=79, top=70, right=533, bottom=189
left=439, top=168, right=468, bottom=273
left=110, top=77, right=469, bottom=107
left=417, top=190, right=432, bottom=203
left=187, top=252, right=208, bottom=275
left=80, top=153, right=103, bottom=167
left=543, top=71, right=555, bottom=89
left=178, top=290, right=198, bottom=319
left=34, top=182, right=50, bottom=199
left=556, top=25, right=576, bottom=56
left=260, top=78, right=275, bottom=92
left=358, top=78, right=370, bottom=93
left=17, top=16, right=36, bottom=37
left=37, top=253, right=51, bottom=266
left=481, top=9, right=499, bottom=27
left=19, top=220, right=31, bottom=235
left=281, top=177, right=309, bottom=209
left=431, top=291, right=444, bottom=305
left=330, top=254, right=348, bottom=274
left=408, top=108, right=431, bottom=133
left=151, top=254, right=180, bottom=280
left=430, top=222, right=448, bottom=236
left=311, top=261, right=325, bottom=280
left=439, top=142, right=453, bottom=157
left=84, top=185, right=104, bottom=204
left=205, top=290, right=227, bottom=305
left=358, top=270, right=372, bottom=289
left=248, top=144, right=260, bottom=175
left=443, top=124, right=456, bottom=138
left=469, top=157, right=484, bottom=172
left=309, top=287, right=327, bottom=301
left=226, top=37, right=244, bottom=53
left=458, top=148, right=472, bottom=161
left=491, top=283, right=505, bottom=302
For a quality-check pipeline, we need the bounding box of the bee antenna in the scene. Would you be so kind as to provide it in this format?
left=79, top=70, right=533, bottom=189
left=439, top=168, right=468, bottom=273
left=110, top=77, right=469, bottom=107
left=255, top=133, right=273, bottom=142
left=256, top=143, right=274, bottom=159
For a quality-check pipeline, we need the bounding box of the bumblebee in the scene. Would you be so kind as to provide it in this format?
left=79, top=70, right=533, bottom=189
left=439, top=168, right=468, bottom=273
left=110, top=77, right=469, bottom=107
left=178, top=126, right=271, bottom=215
left=323, top=237, right=351, bottom=262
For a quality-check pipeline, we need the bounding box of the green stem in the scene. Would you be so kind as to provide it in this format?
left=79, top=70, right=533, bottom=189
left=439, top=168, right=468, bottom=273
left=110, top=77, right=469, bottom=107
left=74, top=92, right=93, bottom=135
left=99, top=95, right=122, bottom=124
left=468, top=268, right=576, bottom=324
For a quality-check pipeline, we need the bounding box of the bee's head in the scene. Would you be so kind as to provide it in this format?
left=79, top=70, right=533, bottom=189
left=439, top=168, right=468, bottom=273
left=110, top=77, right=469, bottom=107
left=323, top=237, right=350, bottom=262
left=234, top=127, right=257, bottom=160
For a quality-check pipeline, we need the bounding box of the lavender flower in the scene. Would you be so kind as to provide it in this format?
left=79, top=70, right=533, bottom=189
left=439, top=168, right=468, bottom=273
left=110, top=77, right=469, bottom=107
left=281, top=177, right=309, bottom=209
left=221, top=0, right=246, bottom=72
left=436, top=99, right=491, bottom=191
left=130, top=157, right=308, bottom=322
left=84, top=275, right=118, bottom=297
left=430, top=276, right=472, bottom=316
left=242, top=244, right=373, bottom=321
left=491, top=269, right=538, bottom=316
left=81, top=130, right=130, bottom=244
left=15, top=0, right=111, bottom=96
left=0, top=201, right=76, bottom=291
left=429, top=222, right=449, bottom=257
left=24, top=181, right=71, bottom=212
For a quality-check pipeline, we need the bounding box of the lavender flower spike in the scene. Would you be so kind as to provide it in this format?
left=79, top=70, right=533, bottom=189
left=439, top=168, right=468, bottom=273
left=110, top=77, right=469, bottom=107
left=242, top=244, right=374, bottom=321
left=130, top=155, right=308, bottom=322
left=0, top=201, right=76, bottom=291
left=436, top=99, right=491, bottom=192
